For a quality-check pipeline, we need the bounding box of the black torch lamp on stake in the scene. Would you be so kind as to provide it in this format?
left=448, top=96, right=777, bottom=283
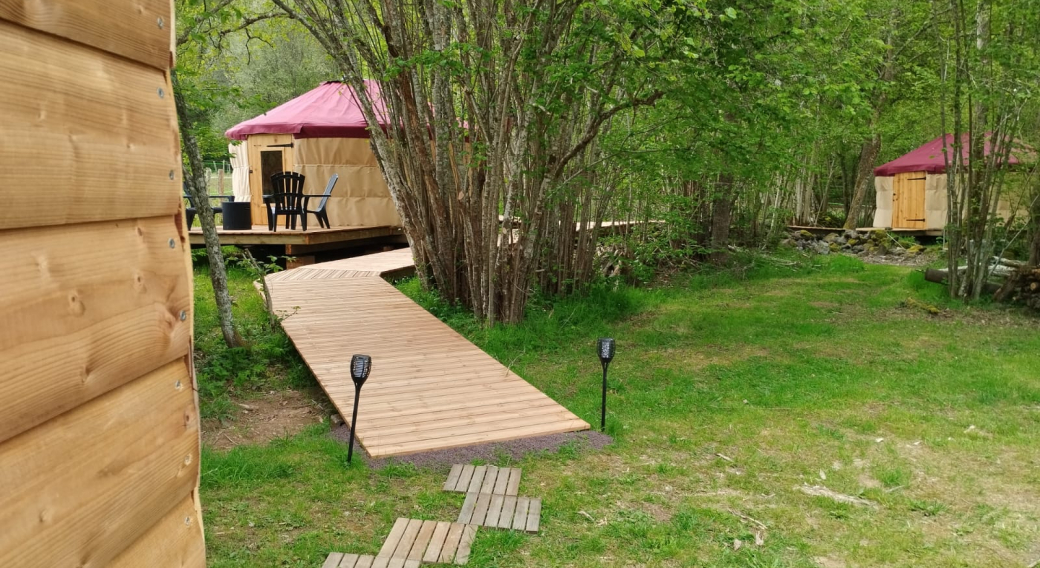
left=347, top=354, right=372, bottom=464
left=597, top=338, right=615, bottom=432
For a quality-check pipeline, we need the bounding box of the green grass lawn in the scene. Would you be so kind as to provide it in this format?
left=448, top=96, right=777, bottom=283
left=197, top=253, right=1040, bottom=568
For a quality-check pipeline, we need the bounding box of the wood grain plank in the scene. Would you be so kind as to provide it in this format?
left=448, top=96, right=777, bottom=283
left=458, top=492, right=478, bottom=524
left=323, top=553, right=345, bottom=568
left=438, top=523, right=464, bottom=564
left=0, top=0, right=172, bottom=69
left=108, top=495, right=205, bottom=568
left=354, top=555, right=374, bottom=568
left=422, top=521, right=451, bottom=563
left=455, top=525, right=477, bottom=565
left=467, top=466, right=487, bottom=493
left=471, top=493, right=492, bottom=526
left=498, top=497, right=517, bottom=529
left=0, top=217, right=192, bottom=445
left=455, top=465, right=475, bottom=492
left=525, top=498, right=542, bottom=533
left=377, top=518, right=409, bottom=558
left=512, top=498, right=530, bottom=531
left=0, top=20, right=180, bottom=230
left=339, top=553, right=360, bottom=568
left=392, top=519, right=423, bottom=559
left=370, top=557, right=390, bottom=568
left=493, top=469, right=511, bottom=495
left=387, top=559, right=405, bottom=568
left=480, top=466, right=499, bottom=494
left=485, top=495, right=504, bottom=528
left=443, top=464, right=463, bottom=491
left=407, top=520, right=436, bottom=562
left=0, top=360, right=198, bottom=566
left=369, top=419, right=589, bottom=457
left=506, top=468, right=523, bottom=496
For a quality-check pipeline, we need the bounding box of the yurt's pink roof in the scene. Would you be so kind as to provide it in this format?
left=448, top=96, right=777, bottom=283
left=225, top=80, right=386, bottom=140
left=874, top=133, right=1025, bottom=176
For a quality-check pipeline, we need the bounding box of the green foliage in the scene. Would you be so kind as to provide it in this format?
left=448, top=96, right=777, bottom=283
left=193, top=262, right=313, bottom=420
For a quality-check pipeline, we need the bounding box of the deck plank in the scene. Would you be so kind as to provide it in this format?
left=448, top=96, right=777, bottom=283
left=438, top=524, right=464, bottom=563
left=391, top=519, right=423, bottom=559
left=266, top=269, right=588, bottom=457
left=422, top=521, right=451, bottom=563
left=455, top=525, right=478, bottom=565
left=443, top=465, right=463, bottom=491
left=498, top=497, right=517, bottom=529
left=407, top=521, right=436, bottom=562
left=525, top=499, right=542, bottom=533
left=512, top=498, right=530, bottom=531
left=457, top=493, right=478, bottom=524
left=505, top=469, right=523, bottom=496
left=377, top=518, right=408, bottom=558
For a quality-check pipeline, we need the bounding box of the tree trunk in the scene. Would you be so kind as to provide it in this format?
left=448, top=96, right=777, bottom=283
left=173, top=73, right=243, bottom=348
left=843, top=133, right=882, bottom=229
left=710, top=174, right=736, bottom=264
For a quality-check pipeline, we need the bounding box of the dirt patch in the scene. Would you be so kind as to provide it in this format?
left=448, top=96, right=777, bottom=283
left=202, top=389, right=329, bottom=450
left=809, top=301, right=840, bottom=309
left=814, top=556, right=847, bottom=568
left=330, top=429, right=613, bottom=470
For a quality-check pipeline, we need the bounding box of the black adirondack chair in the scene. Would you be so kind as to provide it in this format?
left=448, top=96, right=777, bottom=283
left=184, top=192, right=233, bottom=229
left=305, top=174, right=339, bottom=229
left=264, top=172, right=307, bottom=231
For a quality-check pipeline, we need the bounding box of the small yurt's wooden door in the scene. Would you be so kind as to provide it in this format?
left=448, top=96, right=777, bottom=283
left=247, top=134, right=296, bottom=226
left=892, top=171, right=927, bottom=229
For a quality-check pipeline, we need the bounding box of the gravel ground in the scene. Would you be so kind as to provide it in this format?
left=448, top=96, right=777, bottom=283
left=329, top=426, right=613, bottom=471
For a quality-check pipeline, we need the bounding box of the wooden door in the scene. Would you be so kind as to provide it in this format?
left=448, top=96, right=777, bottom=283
left=247, top=134, right=296, bottom=226
left=892, top=171, right=927, bottom=229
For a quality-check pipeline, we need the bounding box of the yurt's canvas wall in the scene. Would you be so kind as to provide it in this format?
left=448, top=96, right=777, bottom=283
left=873, top=172, right=1017, bottom=230
left=294, top=138, right=401, bottom=227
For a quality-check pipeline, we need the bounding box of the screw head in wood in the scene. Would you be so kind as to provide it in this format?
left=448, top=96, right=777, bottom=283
left=174, top=380, right=182, bottom=390
left=184, top=516, right=191, bottom=526
left=157, top=87, right=165, bottom=98
left=157, top=16, right=165, bottom=29
left=169, top=238, right=176, bottom=248
left=169, top=170, right=176, bottom=180
left=179, top=310, right=187, bottom=321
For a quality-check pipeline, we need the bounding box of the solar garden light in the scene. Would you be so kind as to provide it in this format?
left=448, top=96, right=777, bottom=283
left=597, top=338, right=615, bottom=432
left=347, top=354, right=372, bottom=464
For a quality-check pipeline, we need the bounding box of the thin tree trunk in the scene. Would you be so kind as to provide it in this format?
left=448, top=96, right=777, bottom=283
left=710, top=174, right=736, bottom=263
left=173, top=73, right=243, bottom=348
left=844, top=133, right=882, bottom=229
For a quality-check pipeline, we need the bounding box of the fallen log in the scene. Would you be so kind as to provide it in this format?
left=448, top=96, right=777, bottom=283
left=923, top=268, right=1002, bottom=295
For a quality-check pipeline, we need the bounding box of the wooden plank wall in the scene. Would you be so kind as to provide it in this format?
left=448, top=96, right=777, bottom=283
left=0, top=2, right=205, bottom=566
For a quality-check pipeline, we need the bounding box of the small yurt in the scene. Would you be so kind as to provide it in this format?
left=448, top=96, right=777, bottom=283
left=225, top=81, right=401, bottom=229
left=873, top=134, right=1024, bottom=230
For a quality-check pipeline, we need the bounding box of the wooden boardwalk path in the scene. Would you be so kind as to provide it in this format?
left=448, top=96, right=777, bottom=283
left=267, top=248, right=588, bottom=457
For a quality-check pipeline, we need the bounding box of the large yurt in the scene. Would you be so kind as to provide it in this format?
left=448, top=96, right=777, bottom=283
left=873, top=134, right=1026, bottom=230
left=225, top=80, right=401, bottom=229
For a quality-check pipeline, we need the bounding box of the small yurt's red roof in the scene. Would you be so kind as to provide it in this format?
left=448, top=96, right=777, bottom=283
left=874, top=133, right=1025, bottom=176
left=226, top=80, right=387, bottom=140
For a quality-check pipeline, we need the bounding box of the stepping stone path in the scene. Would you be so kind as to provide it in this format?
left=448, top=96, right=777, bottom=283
left=323, top=465, right=543, bottom=566
left=445, top=465, right=541, bottom=533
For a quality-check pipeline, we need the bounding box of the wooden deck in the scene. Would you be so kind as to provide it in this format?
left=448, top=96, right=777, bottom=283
left=788, top=225, right=943, bottom=237
left=267, top=247, right=416, bottom=282
left=266, top=250, right=588, bottom=457
left=189, top=225, right=405, bottom=253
